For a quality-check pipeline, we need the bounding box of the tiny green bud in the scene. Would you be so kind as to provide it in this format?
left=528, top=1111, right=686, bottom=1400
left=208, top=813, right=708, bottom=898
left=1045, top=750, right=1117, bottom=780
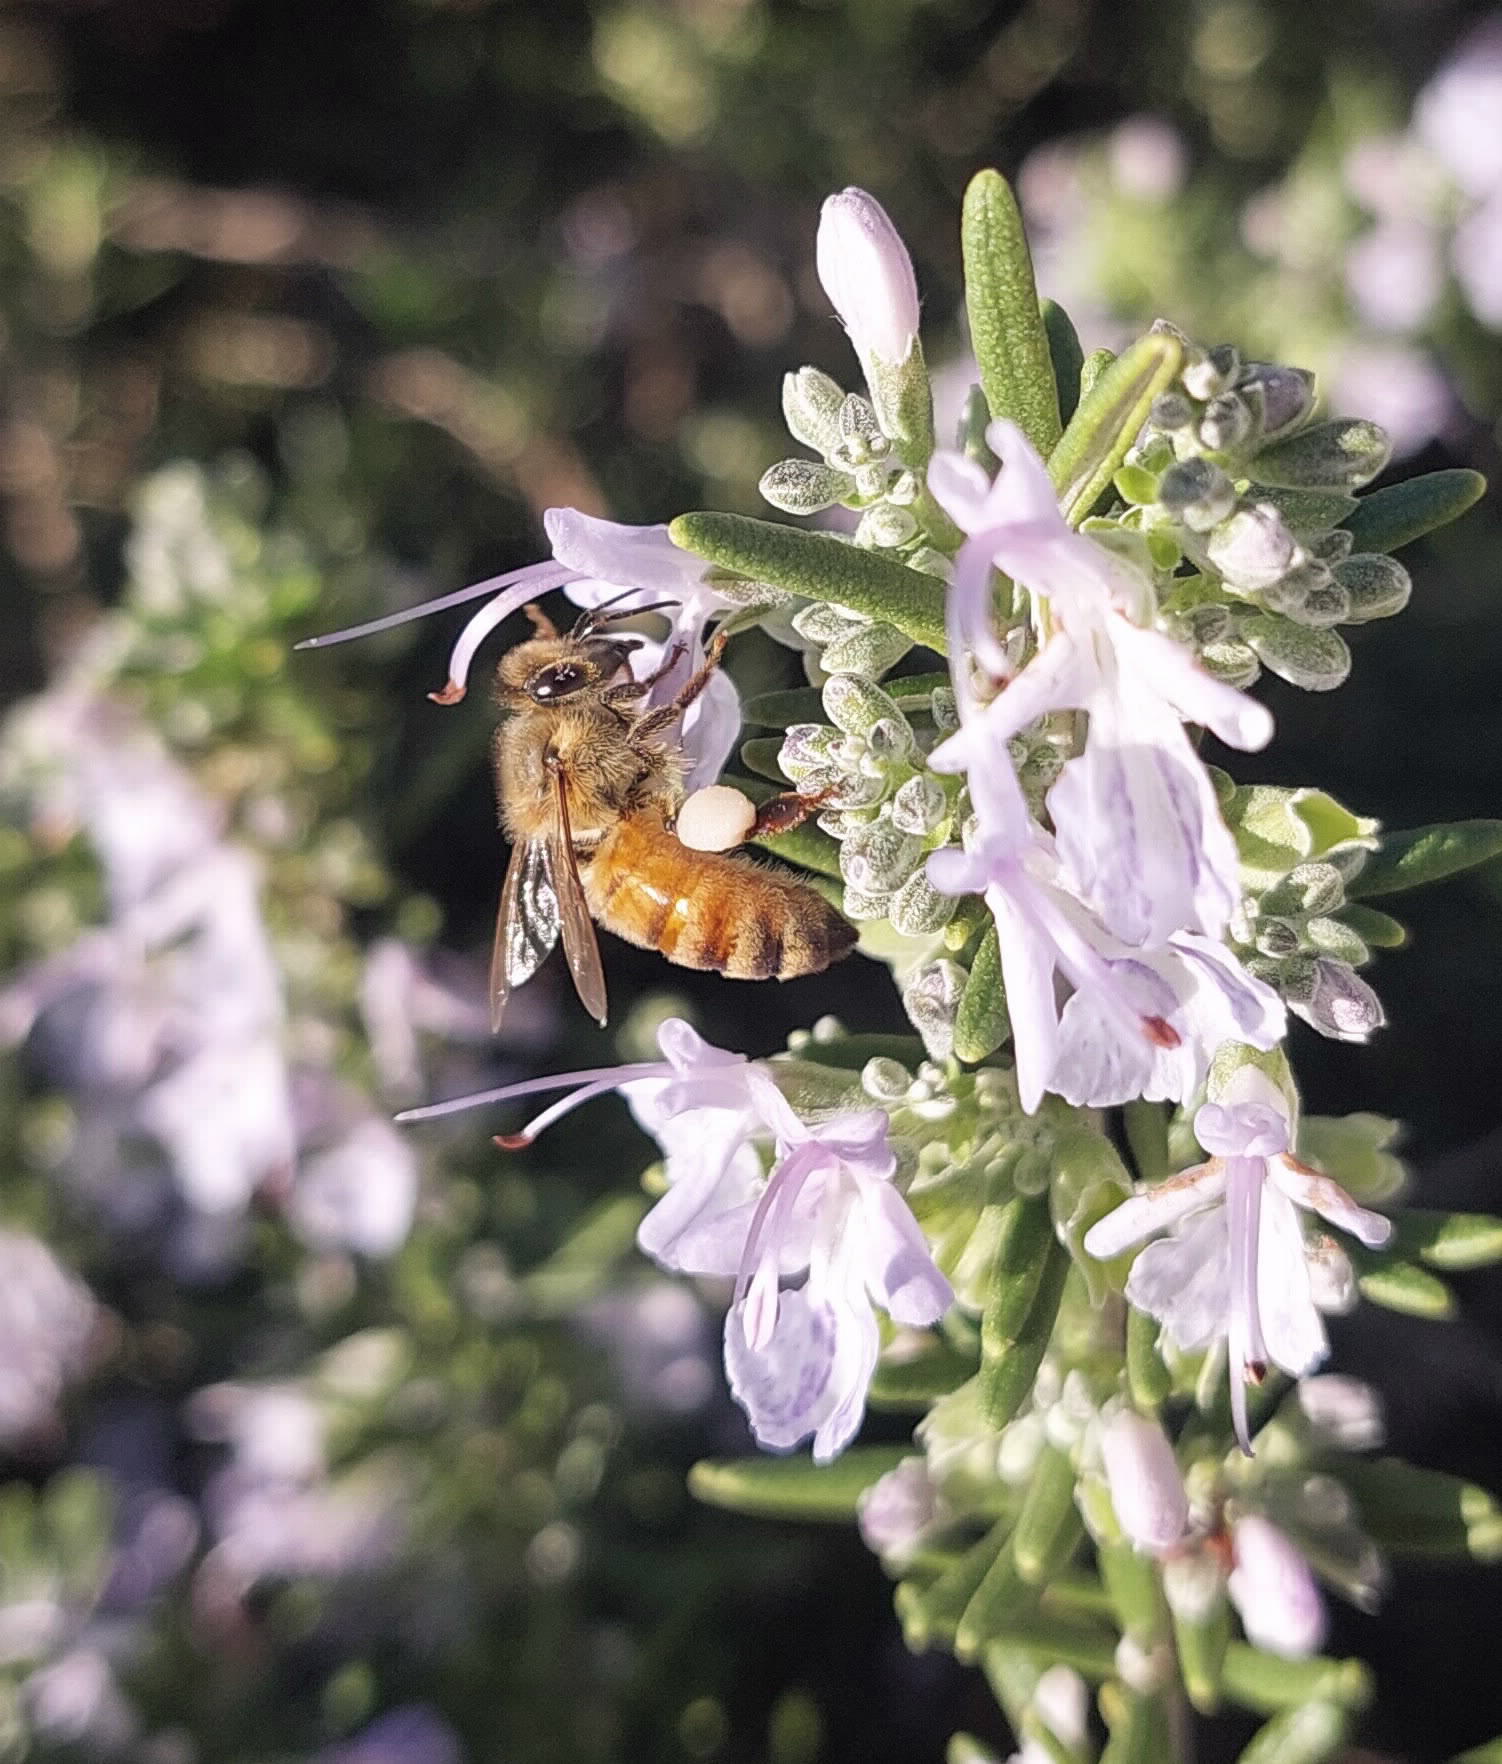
left=819, top=618, right=913, bottom=678
left=792, top=601, right=862, bottom=645
left=841, top=817, right=924, bottom=892
left=903, top=959, right=968, bottom=1059
left=890, top=868, right=957, bottom=937
left=1159, top=458, right=1238, bottom=531
left=782, top=366, right=846, bottom=453
left=1199, top=392, right=1253, bottom=453
left=855, top=503, right=919, bottom=549
left=836, top=393, right=887, bottom=464
left=890, top=773, right=949, bottom=836
left=822, top=672, right=906, bottom=737
left=760, top=457, right=857, bottom=515
left=861, top=1056, right=914, bottom=1102
left=1149, top=390, right=1196, bottom=432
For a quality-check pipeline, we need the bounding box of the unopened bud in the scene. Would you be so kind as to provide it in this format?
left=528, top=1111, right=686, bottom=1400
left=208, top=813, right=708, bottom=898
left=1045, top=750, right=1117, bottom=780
left=835, top=393, right=888, bottom=463
left=820, top=619, right=913, bottom=679
left=855, top=503, right=918, bottom=549
left=760, top=458, right=856, bottom=515
left=782, top=366, right=847, bottom=454
left=890, top=773, right=948, bottom=836
left=841, top=817, right=923, bottom=893
left=1208, top=503, right=1297, bottom=591
left=1294, top=957, right=1386, bottom=1042
left=902, top=958, right=966, bottom=1058
left=1159, top=457, right=1238, bottom=531
left=1182, top=344, right=1239, bottom=402
left=1199, top=392, right=1254, bottom=453
left=1297, top=1376, right=1385, bottom=1451
left=1150, top=390, right=1196, bottom=432
left=1237, top=362, right=1316, bottom=441
left=857, top=1457, right=944, bottom=1565
left=1099, top=1410, right=1191, bottom=1555
left=889, top=868, right=956, bottom=937
left=778, top=722, right=843, bottom=777
left=822, top=672, right=906, bottom=739
left=1262, top=862, right=1345, bottom=918
left=816, top=188, right=921, bottom=366
left=1227, top=1515, right=1327, bottom=1658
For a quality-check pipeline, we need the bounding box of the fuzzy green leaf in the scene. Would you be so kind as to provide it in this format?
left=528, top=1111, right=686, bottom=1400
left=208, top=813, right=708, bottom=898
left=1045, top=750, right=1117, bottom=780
left=869, top=1332, right=977, bottom=1409
left=741, top=687, right=827, bottom=727
left=1042, top=299, right=1086, bottom=429
left=670, top=513, right=948, bottom=651
left=1342, top=468, right=1487, bottom=554
left=1336, top=903, right=1407, bottom=949
left=1353, top=1253, right=1455, bottom=1318
left=1393, top=1209, right=1502, bottom=1271
left=1338, top=1457, right=1502, bottom=1562
left=962, top=169, right=1061, bottom=456
left=954, top=923, right=1009, bottom=1063
left=1347, top=819, right=1502, bottom=898
left=1232, top=1702, right=1350, bottom=1764
left=1048, top=331, right=1185, bottom=525
left=688, top=1444, right=909, bottom=1521
left=1220, top=1645, right=1373, bottom=1716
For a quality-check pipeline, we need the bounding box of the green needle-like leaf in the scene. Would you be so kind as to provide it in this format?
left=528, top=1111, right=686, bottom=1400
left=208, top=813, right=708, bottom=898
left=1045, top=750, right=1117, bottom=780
left=1394, top=1209, right=1502, bottom=1270
left=1232, top=1702, right=1351, bottom=1764
left=688, top=1444, right=910, bottom=1521
left=869, top=1331, right=977, bottom=1409
left=955, top=923, right=1009, bottom=1062
left=962, top=169, right=1062, bottom=456
left=1043, top=299, right=1086, bottom=429
left=1342, top=467, right=1487, bottom=554
left=671, top=512, right=948, bottom=651
left=1353, top=1252, right=1455, bottom=1318
left=1347, top=819, right=1502, bottom=897
left=1048, top=331, right=1184, bottom=526
left=1220, top=1646, right=1373, bottom=1716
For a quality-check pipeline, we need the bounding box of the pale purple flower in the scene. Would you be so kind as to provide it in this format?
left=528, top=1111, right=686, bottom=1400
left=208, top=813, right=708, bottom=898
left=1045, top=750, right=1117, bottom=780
left=816, top=188, right=921, bottom=367
left=927, top=420, right=1273, bottom=949
left=1453, top=190, right=1502, bottom=328
left=289, top=1116, right=420, bottom=1258
left=1084, top=1067, right=1392, bottom=1453
left=927, top=762, right=1283, bottom=1113
left=1415, top=17, right=1502, bottom=200
left=1097, top=1409, right=1190, bottom=1555
left=857, top=1457, right=947, bottom=1565
left=1227, top=1513, right=1327, bottom=1658
left=0, top=1231, right=96, bottom=1447
left=1344, top=220, right=1444, bottom=334
left=1329, top=341, right=1452, bottom=458
left=297, top=509, right=740, bottom=790
left=400, top=1019, right=951, bottom=1462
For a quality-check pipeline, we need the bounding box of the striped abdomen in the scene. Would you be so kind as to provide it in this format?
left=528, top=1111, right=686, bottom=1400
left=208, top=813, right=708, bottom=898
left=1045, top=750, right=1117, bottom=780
left=581, top=811, right=855, bottom=980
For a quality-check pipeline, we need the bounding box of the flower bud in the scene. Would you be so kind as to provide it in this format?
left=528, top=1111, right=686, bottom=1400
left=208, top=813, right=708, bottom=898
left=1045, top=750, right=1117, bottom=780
left=1199, top=392, right=1254, bottom=453
left=822, top=672, right=906, bottom=738
left=857, top=1457, right=943, bottom=1566
left=860, top=1056, right=913, bottom=1103
left=782, top=366, right=846, bottom=454
left=890, top=773, right=948, bottom=836
left=835, top=393, right=888, bottom=462
left=819, top=618, right=913, bottom=679
left=1099, top=1410, right=1191, bottom=1555
left=902, top=959, right=966, bottom=1058
left=1295, top=957, right=1386, bottom=1043
left=1150, top=390, right=1197, bottom=433
left=1208, top=503, right=1296, bottom=591
left=1227, top=1515, right=1327, bottom=1658
left=1337, top=554, right=1411, bottom=623
left=855, top=503, right=918, bottom=549
left=1159, top=458, right=1239, bottom=532
left=1297, top=1375, right=1385, bottom=1451
left=889, top=868, right=956, bottom=937
left=1182, top=344, right=1239, bottom=402
left=759, top=458, right=855, bottom=515
left=778, top=721, right=843, bottom=777
left=816, top=188, right=921, bottom=366
left=841, top=817, right=923, bottom=893
left=1237, top=362, right=1316, bottom=441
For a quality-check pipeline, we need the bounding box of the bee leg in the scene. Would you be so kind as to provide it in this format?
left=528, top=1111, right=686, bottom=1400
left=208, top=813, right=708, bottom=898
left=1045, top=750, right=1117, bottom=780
left=602, top=640, right=687, bottom=707
left=628, top=630, right=729, bottom=740
left=750, top=787, right=834, bottom=838
left=524, top=603, right=560, bottom=638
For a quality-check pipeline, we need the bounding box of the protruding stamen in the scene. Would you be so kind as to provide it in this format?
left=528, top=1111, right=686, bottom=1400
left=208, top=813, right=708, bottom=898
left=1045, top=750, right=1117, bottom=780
left=295, top=560, right=572, bottom=650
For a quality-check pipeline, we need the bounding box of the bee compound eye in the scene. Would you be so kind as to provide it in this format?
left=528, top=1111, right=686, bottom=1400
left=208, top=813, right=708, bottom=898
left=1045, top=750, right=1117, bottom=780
left=529, top=663, right=586, bottom=702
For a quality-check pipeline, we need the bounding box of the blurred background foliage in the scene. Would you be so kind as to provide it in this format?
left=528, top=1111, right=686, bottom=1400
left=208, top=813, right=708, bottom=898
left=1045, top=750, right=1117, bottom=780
left=0, top=0, right=1500, bottom=1760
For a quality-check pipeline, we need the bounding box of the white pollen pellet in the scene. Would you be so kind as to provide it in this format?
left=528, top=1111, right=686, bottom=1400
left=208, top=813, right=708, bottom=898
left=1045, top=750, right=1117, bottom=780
left=675, top=785, right=757, bottom=853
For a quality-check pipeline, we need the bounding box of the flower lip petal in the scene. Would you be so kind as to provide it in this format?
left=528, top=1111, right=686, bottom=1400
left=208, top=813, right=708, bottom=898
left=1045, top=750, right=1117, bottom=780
left=1269, top=1158, right=1393, bottom=1248
left=1082, top=1162, right=1225, bottom=1259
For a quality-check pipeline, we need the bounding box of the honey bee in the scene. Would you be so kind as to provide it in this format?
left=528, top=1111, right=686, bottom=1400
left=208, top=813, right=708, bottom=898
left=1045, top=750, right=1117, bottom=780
left=488, top=600, right=856, bottom=1030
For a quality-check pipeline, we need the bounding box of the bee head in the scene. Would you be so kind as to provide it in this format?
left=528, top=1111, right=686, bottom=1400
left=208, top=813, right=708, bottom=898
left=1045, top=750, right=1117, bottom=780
left=500, top=635, right=641, bottom=704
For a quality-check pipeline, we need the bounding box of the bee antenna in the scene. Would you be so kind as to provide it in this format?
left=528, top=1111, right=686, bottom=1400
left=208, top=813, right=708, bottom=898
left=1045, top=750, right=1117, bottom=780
left=572, top=594, right=679, bottom=637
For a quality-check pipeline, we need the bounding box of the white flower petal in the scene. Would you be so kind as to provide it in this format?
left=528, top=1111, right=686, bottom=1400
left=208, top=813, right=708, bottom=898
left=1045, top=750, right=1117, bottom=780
left=1228, top=1515, right=1327, bottom=1658
left=1084, top=1164, right=1223, bottom=1259
left=1255, top=1188, right=1329, bottom=1379
left=1270, top=1160, right=1393, bottom=1249
left=1125, top=1208, right=1231, bottom=1351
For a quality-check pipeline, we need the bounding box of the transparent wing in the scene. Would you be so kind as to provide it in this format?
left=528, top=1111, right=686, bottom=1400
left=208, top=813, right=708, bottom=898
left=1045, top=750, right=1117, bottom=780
left=544, top=755, right=609, bottom=1027
left=489, top=836, right=561, bottom=1033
